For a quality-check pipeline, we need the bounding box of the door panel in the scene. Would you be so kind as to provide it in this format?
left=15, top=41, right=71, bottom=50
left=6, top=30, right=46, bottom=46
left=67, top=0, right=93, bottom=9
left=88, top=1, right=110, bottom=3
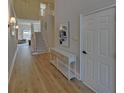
left=81, top=7, right=116, bottom=93
left=99, top=31, right=108, bottom=56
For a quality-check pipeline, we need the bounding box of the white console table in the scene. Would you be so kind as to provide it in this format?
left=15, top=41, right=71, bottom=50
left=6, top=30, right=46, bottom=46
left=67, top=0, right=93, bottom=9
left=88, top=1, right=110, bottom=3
left=50, top=48, right=76, bottom=80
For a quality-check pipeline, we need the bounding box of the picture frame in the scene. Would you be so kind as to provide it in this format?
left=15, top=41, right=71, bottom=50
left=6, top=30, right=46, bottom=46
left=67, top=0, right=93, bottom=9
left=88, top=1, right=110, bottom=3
left=59, top=21, right=70, bottom=47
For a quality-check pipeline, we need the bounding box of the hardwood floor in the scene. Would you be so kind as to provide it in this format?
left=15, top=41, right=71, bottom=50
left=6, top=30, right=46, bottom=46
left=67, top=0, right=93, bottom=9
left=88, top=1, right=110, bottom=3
left=9, top=44, right=95, bottom=93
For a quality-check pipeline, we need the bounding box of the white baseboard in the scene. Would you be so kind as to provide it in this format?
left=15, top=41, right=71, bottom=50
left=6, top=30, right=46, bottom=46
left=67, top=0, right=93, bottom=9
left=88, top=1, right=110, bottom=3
left=32, top=51, right=49, bottom=55
left=75, top=72, right=81, bottom=80
left=8, top=47, right=18, bottom=83
left=83, top=81, right=96, bottom=93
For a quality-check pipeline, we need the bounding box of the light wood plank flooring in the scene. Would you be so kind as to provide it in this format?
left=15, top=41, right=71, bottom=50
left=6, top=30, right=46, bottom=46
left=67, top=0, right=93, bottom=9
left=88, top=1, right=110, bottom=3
left=9, top=44, right=95, bottom=93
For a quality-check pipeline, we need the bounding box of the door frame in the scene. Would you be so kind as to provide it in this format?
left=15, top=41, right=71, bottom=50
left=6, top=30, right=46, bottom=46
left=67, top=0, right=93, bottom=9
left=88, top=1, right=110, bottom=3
left=79, top=4, right=116, bottom=81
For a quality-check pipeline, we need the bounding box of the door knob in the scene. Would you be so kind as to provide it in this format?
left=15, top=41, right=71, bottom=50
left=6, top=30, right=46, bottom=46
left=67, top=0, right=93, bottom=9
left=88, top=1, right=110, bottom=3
left=82, top=51, right=87, bottom=54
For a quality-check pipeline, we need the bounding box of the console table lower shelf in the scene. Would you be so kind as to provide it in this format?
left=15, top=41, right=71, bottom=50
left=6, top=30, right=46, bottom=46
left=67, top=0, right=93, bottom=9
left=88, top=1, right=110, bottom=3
left=50, top=48, right=76, bottom=80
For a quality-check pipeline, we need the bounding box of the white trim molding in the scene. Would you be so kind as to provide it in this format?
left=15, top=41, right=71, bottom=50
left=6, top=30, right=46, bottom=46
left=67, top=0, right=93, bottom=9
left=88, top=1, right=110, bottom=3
left=8, top=47, right=18, bottom=83
left=84, top=4, right=116, bottom=16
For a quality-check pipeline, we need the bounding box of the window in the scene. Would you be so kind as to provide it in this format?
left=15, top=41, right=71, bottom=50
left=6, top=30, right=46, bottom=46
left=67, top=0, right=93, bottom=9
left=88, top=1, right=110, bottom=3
left=23, top=30, right=31, bottom=40
left=40, top=3, right=46, bottom=16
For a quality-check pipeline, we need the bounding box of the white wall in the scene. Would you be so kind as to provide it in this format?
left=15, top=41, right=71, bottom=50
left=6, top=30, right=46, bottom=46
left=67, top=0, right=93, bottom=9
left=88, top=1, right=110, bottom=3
left=42, top=15, right=55, bottom=48
left=8, top=32, right=17, bottom=73
left=39, top=15, right=55, bottom=50
left=54, top=0, right=116, bottom=77
left=8, top=0, right=17, bottom=77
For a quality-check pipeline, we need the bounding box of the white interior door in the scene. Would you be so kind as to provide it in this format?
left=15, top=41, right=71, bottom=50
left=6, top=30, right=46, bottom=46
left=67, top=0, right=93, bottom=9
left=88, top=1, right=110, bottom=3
left=80, top=6, right=116, bottom=93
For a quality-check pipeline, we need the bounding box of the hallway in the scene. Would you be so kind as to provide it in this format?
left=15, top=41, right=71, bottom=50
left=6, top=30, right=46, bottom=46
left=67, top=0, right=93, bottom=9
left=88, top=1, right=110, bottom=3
left=8, top=44, right=94, bottom=93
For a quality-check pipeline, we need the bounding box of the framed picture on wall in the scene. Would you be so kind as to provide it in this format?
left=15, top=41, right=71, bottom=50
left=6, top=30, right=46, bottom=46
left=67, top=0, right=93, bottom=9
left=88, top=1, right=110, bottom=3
left=59, top=21, right=70, bottom=47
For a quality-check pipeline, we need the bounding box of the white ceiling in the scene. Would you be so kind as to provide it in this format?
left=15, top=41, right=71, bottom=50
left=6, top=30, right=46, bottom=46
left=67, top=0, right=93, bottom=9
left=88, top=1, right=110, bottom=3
left=12, top=0, right=54, bottom=20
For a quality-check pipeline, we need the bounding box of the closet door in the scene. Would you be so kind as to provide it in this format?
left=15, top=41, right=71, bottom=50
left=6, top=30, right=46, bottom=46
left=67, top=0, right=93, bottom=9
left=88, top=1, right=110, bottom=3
left=81, top=7, right=116, bottom=93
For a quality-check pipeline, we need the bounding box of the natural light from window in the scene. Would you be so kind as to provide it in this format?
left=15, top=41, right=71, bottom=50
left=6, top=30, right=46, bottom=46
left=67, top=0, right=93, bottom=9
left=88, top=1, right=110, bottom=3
left=23, top=30, right=31, bottom=40
left=40, top=3, right=46, bottom=16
